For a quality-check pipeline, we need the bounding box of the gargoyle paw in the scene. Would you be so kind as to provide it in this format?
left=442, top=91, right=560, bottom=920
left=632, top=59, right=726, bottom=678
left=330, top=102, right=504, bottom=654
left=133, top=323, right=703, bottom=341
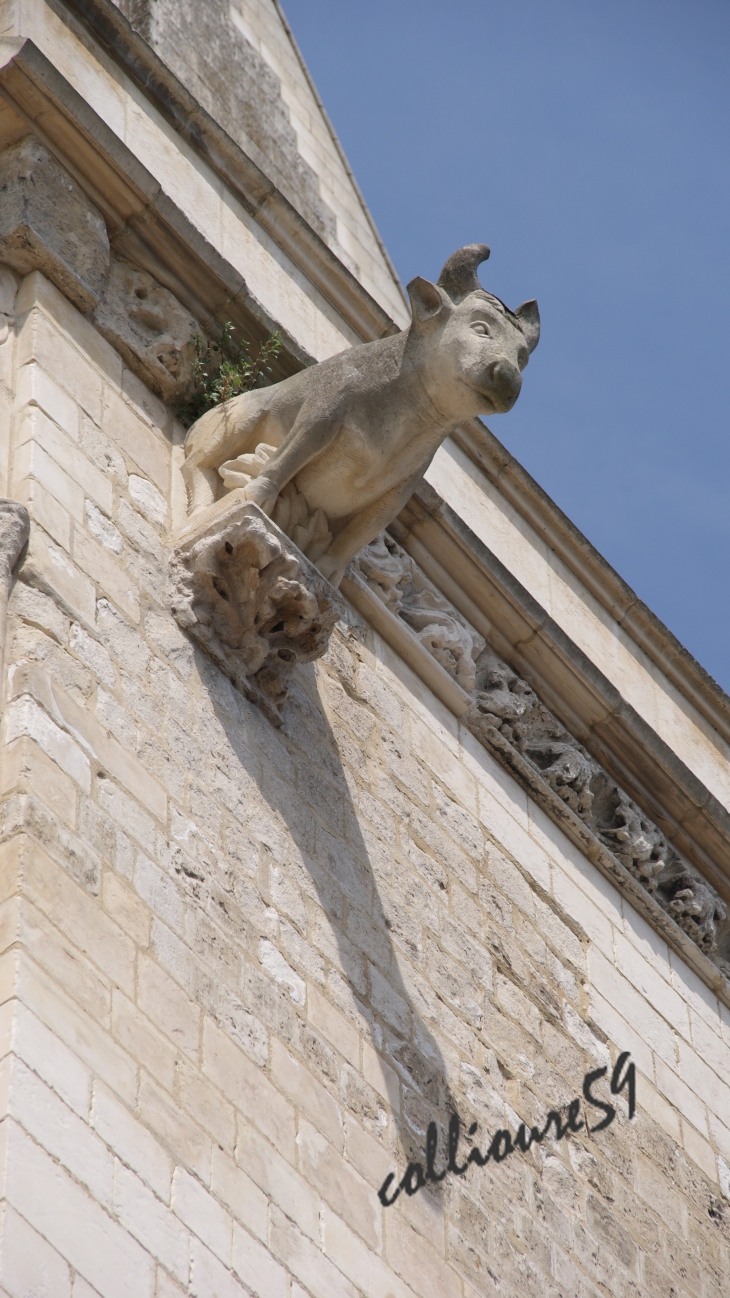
left=316, top=552, right=344, bottom=588
left=241, top=477, right=279, bottom=516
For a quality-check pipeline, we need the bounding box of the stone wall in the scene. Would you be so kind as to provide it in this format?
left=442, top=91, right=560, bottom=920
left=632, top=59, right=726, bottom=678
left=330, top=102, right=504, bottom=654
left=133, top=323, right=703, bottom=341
left=0, top=266, right=729, bottom=1298
left=111, top=0, right=408, bottom=328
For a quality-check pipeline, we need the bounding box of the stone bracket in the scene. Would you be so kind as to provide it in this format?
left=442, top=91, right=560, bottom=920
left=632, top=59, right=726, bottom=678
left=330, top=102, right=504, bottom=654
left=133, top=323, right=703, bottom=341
left=169, top=492, right=346, bottom=724
left=0, top=135, right=109, bottom=312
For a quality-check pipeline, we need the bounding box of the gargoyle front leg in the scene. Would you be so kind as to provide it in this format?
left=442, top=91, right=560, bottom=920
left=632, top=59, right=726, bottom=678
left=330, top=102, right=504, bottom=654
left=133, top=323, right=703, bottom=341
left=238, top=406, right=341, bottom=515
left=317, top=474, right=423, bottom=587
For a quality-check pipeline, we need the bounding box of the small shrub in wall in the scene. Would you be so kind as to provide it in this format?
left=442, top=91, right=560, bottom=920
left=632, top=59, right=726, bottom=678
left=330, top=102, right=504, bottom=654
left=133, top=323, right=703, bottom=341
left=177, top=322, right=282, bottom=426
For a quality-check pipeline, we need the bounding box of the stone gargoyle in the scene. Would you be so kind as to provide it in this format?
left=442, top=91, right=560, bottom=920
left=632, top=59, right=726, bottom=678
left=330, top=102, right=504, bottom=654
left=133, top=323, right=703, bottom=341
left=181, top=244, right=539, bottom=588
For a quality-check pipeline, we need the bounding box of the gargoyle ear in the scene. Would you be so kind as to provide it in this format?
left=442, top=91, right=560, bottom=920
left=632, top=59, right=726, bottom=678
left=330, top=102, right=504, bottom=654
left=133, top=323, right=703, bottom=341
left=407, top=276, right=449, bottom=324
left=514, top=299, right=540, bottom=354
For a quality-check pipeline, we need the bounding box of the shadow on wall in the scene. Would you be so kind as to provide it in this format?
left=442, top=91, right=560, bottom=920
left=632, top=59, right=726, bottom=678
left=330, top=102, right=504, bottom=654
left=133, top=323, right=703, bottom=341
left=201, top=621, right=459, bottom=1177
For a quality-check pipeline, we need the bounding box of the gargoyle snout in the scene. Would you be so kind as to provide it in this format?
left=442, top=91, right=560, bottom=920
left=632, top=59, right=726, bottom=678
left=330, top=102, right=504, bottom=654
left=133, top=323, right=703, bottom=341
left=487, top=359, right=522, bottom=411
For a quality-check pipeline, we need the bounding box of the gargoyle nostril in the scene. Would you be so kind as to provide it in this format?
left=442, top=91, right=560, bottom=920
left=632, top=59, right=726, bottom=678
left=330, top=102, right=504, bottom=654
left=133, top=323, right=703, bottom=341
left=490, top=359, right=521, bottom=387
left=485, top=359, right=522, bottom=409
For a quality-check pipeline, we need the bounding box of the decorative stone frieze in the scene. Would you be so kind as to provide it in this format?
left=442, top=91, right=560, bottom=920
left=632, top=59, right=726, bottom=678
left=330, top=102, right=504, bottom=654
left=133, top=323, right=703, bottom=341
left=0, top=136, right=109, bottom=311
left=169, top=491, right=346, bottom=723
left=356, top=532, right=730, bottom=977
left=354, top=532, right=484, bottom=692
left=470, top=654, right=728, bottom=962
left=93, top=257, right=202, bottom=401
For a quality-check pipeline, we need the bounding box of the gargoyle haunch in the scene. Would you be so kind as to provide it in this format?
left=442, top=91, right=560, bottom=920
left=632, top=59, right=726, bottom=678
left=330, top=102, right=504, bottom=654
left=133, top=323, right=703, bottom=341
left=182, top=245, right=539, bottom=588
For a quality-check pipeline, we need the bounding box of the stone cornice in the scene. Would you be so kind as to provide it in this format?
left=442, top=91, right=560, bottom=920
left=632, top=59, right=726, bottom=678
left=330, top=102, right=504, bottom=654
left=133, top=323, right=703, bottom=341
left=0, top=37, right=306, bottom=377
left=270, top=0, right=408, bottom=314
left=347, top=520, right=730, bottom=1006
left=390, top=484, right=730, bottom=911
left=453, top=418, right=730, bottom=752
left=44, top=0, right=401, bottom=344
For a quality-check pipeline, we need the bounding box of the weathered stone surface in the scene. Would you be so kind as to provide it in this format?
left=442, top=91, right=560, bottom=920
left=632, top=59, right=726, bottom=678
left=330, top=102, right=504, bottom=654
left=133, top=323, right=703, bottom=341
left=353, top=532, right=484, bottom=691
left=183, top=244, right=539, bottom=587
left=116, top=0, right=337, bottom=245
left=169, top=492, right=345, bottom=722
left=93, top=258, right=201, bottom=402
left=0, top=499, right=30, bottom=588
left=0, top=265, right=18, bottom=344
left=4, top=268, right=730, bottom=1298
left=3, top=40, right=730, bottom=1298
left=0, top=497, right=30, bottom=707
left=360, top=530, right=730, bottom=977
left=0, top=137, right=109, bottom=312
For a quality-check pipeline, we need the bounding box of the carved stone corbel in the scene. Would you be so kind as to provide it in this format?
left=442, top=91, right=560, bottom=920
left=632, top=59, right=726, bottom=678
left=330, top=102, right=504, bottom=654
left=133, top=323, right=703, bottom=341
left=169, top=491, right=345, bottom=724
left=0, top=136, right=109, bottom=312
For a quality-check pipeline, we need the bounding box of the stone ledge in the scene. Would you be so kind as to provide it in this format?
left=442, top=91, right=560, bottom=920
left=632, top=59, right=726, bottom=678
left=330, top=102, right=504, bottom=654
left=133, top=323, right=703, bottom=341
left=44, top=0, right=404, bottom=342
left=392, top=486, right=730, bottom=908
left=0, top=38, right=308, bottom=380
left=453, top=417, right=730, bottom=751
left=169, top=492, right=346, bottom=724
left=348, top=534, right=730, bottom=1009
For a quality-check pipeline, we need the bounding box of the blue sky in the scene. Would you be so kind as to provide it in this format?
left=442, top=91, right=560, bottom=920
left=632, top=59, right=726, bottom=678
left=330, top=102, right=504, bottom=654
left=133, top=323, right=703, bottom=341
left=285, top=0, right=730, bottom=691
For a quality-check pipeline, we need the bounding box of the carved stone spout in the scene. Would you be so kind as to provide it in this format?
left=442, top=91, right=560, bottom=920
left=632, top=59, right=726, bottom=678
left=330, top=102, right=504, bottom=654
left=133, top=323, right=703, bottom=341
left=181, top=244, right=539, bottom=589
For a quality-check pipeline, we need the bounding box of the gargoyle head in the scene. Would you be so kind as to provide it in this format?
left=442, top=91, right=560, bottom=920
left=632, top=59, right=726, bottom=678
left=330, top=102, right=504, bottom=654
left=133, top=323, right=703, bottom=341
left=405, top=243, right=539, bottom=420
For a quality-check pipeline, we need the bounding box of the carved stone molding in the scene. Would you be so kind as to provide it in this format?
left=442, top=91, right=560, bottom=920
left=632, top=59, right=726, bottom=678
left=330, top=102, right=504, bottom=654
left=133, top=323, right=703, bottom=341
left=0, top=499, right=30, bottom=580
left=353, top=533, right=730, bottom=988
left=93, top=257, right=202, bottom=402
left=469, top=655, right=728, bottom=968
left=0, top=266, right=18, bottom=344
left=169, top=492, right=345, bottom=724
left=354, top=533, right=484, bottom=692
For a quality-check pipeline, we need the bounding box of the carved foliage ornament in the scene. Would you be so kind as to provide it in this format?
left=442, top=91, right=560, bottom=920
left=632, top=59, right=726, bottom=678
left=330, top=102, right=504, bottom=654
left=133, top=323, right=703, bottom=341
left=169, top=494, right=345, bottom=725
left=352, top=535, right=730, bottom=974
left=354, top=534, right=484, bottom=692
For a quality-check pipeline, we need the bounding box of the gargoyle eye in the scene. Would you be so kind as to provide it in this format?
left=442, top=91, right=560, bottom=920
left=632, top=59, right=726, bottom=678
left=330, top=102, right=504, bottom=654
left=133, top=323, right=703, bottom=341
left=471, top=321, right=490, bottom=336
left=517, top=348, right=528, bottom=368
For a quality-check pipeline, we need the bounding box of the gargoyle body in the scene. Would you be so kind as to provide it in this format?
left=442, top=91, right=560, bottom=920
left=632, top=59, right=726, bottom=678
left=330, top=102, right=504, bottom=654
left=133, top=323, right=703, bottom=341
left=182, top=245, right=539, bottom=587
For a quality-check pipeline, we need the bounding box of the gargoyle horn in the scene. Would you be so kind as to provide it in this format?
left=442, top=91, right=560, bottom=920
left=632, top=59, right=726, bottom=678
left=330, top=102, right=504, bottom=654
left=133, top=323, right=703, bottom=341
left=437, top=243, right=491, bottom=304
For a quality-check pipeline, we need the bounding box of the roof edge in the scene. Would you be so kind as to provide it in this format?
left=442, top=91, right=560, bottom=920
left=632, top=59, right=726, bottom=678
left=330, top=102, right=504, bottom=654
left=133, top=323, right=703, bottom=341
left=453, top=418, right=730, bottom=749
left=48, top=0, right=401, bottom=343
left=273, top=0, right=408, bottom=310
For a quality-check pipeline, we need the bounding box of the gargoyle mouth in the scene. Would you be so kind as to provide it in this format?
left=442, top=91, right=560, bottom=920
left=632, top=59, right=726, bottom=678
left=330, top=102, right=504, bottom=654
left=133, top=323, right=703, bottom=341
left=463, top=378, right=520, bottom=412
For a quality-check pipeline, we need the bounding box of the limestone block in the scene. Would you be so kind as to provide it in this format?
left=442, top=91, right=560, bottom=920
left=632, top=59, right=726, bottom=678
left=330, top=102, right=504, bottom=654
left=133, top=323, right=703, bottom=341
left=169, top=492, right=346, bottom=723
left=93, top=258, right=202, bottom=402
left=0, top=137, right=109, bottom=312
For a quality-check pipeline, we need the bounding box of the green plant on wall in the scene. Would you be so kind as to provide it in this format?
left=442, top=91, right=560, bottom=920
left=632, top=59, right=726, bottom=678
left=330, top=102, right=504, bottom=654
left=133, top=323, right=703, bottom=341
left=177, top=323, right=282, bottom=427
